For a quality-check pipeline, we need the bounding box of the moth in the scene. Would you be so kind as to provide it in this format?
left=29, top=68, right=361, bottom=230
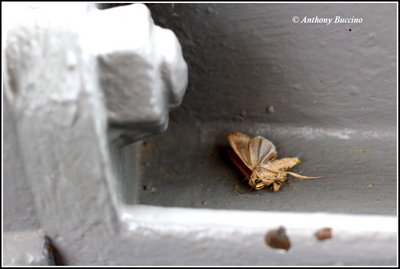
left=227, top=132, right=324, bottom=191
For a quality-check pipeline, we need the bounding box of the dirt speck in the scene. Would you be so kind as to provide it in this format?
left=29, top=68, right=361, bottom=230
left=265, top=226, right=291, bottom=251
left=315, top=227, right=332, bottom=241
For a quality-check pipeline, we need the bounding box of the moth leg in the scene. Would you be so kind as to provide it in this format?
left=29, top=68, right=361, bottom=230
left=272, top=180, right=283, bottom=192
left=266, top=168, right=324, bottom=180
left=265, top=168, right=281, bottom=174
left=234, top=184, right=254, bottom=194
left=285, top=171, right=325, bottom=180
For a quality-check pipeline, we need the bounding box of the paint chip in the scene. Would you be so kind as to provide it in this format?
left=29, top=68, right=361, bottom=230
left=265, top=226, right=291, bottom=251
left=315, top=227, right=332, bottom=241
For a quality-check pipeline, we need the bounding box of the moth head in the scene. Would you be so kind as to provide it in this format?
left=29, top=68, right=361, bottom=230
left=249, top=178, right=266, bottom=190
left=249, top=167, right=274, bottom=190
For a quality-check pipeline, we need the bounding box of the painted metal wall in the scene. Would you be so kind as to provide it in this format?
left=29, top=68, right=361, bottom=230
left=147, top=3, right=396, bottom=129
left=3, top=3, right=397, bottom=266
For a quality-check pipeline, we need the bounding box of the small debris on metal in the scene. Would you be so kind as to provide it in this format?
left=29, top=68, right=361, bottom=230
left=315, top=227, right=332, bottom=241
left=265, top=226, right=291, bottom=251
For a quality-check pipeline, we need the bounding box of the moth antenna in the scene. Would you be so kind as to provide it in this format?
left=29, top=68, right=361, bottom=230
left=234, top=176, right=248, bottom=184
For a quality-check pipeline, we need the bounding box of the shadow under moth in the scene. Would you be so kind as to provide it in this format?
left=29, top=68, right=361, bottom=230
left=227, top=132, right=324, bottom=192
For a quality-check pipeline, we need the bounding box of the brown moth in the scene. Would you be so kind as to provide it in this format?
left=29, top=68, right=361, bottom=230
left=227, top=132, right=324, bottom=191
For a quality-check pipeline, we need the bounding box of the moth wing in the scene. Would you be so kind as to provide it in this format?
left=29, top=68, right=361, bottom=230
left=227, top=148, right=252, bottom=178
left=249, top=136, right=277, bottom=168
left=270, top=158, right=300, bottom=171
left=227, top=132, right=253, bottom=169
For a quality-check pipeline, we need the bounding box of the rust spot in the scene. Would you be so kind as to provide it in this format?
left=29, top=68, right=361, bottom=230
left=315, top=227, right=332, bottom=241
left=143, top=141, right=148, bottom=146
left=265, top=226, right=291, bottom=251
left=47, top=246, right=52, bottom=253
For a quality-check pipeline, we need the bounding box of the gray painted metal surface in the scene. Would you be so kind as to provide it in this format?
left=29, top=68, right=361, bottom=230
left=3, top=230, right=55, bottom=266
left=139, top=3, right=396, bottom=214
left=2, top=3, right=397, bottom=266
